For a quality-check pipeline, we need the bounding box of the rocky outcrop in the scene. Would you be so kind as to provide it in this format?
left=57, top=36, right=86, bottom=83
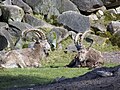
left=57, top=11, right=90, bottom=33
left=0, top=5, right=24, bottom=22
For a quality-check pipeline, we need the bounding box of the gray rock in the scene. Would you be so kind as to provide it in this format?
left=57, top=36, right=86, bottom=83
left=107, top=21, right=120, bottom=34
left=9, top=21, right=34, bottom=32
left=23, top=0, right=79, bottom=18
left=71, top=0, right=103, bottom=13
left=64, top=43, right=77, bottom=53
left=0, top=5, right=24, bottom=22
left=116, top=6, right=120, bottom=14
left=96, top=71, right=113, bottom=77
left=57, top=11, right=90, bottom=33
left=2, top=0, right=11, bottom=5
left=89, top=14, right=99, bottom=21
left=102, top=0, right=120, bottom=8
left=111, top=29, right=120, bottom=47
left=47, top=27, right=69, bottom=49
left=91, top=23, right=106, bottom=32
left=11, top=0, right=33, bottom=14
left=8, top=21, right=36, bottom=49
left=0, top=22, right=14, bottom=50
left=24, top=14, right=54, bottom=29
left=0, top=8, right=2, bottom=17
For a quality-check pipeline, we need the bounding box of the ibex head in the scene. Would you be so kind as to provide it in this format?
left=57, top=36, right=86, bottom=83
left=22, top=29, right=51, bottom=56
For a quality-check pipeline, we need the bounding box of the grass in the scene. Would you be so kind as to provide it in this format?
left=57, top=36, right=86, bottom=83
left=0, top=37, right=120, bottom=90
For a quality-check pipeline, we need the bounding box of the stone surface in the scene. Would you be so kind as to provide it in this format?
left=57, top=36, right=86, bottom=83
left=0, top=22, right=14, bottom=50
left=91, top=23, right=106, bottom=32
left=24, top=14, right=54, bottom=29
left=0, top=5, right=24, bottom=22
left=71, top=0, right=103, bottom=13
left=11, top=0, right=33, bottom=14
left=57, top=11, right=90, bottom=33
left=23, top=0, right=79, bottom=19
left=47, top=27, right=69, bottom=49
left=107, top=21, right=120, bottom=34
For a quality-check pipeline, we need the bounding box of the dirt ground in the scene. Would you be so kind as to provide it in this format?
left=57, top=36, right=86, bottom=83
left=9, top=52, right=120, bottom=90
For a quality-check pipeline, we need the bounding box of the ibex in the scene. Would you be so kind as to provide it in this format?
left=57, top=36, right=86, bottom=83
left=0, top=29, right=51, bottom=68
left=66, top=30, right=104, bottom=69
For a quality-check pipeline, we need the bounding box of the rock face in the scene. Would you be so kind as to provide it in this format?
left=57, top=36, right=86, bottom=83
left=58, top=11, right=90, bottom=33
left=23, top=0, right=79, bottom=18
left=11, top=0, right=33, bottom=14
left=71, top=0, right=103, bottom=13
left=24, top=14, right=54, bottom=28
left=0, top=5, right=24, bottom=22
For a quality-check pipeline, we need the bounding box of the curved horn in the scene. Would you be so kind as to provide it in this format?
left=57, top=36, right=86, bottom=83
left=22, top=29, right=46, bottom=40
left=75, top=30, right=94, bottom=49
left=81, top=30, right=94, bottom=49
left=74, top=32, right=82, bottom=45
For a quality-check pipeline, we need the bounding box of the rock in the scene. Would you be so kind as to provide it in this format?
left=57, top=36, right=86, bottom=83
left=11, top=0, right=33, bottom=14
left=9, top=21, right=34, bottom=32
left=102, top=0, right=120, bottom=9
left=96, top=71, right=113, bottom=77
left=107, top=21, right=120, bottom=34
left=91, top=23, right=106, bottom=32
left=84, top=33, right=107, bottom=45
left=0, top=5, right=24, bottom=22
left=71, top=0, right=103, bottom=13
left=96, top=10, right=104, bottom=19
left=64, top=43, right=77, bottom=53
left=0, top=8, right=2, bottom=17
left=0, top=22, right=14, bottom=50
left=8, top=21, right=36, bottom=49
left=47, top=27, right=69, bottom=49
left=110, top=29, right=120, bottom=47
left=57, top=11, right=90, bottom=33
left=2, top=0, right=11, bottom=5
left=116, top=6, right=120, bottom=14
left=89, top=14, right=99, bottom=21
left=108, top=9, right=117, bottom=14
left=23, top=0, right=79, bottom=18
left=0, top=35, right=8, bottom=51
left=24, top=14, right=54, bottom=29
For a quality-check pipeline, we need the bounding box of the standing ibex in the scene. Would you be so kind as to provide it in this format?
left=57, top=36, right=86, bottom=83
left=0, top=29, right=51, bottom=68
left=66, top=30, right=104, bottom=68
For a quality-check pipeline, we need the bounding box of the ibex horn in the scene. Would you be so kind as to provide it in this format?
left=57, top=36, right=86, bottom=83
left=22, top=29, right=46, bottom=40
left=75, top=30, right=94, bottom=49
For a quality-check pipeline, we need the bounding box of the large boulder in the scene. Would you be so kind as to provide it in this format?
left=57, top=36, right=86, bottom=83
left=70, top=0, right=103, bottom=13
left=0, top=5, right=24, bottom=22
left=8, top=21, right=36, bottom=49
left=23, top=14, right=54, bottom=29
left=23, top=0, right=79, bottom=18
left=11, top=0, right=33, bottom=14
left=57, top=11, right=90, bottom=33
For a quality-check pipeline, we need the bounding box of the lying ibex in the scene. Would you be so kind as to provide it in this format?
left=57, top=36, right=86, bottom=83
left=66, top=30, right=104, bottom=68
left=0, top=29, right=51, bottom=68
